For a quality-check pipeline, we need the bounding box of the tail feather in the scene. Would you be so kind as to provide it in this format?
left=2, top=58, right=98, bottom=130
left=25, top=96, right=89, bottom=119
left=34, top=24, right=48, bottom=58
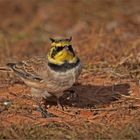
left=7, top=63, right=15, bottom=69
left=0, top=66, right=12, bottom=72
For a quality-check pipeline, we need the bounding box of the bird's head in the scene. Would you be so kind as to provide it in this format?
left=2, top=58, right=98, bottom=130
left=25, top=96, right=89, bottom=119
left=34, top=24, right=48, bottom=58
left=48, top=37, right=78, bottom=65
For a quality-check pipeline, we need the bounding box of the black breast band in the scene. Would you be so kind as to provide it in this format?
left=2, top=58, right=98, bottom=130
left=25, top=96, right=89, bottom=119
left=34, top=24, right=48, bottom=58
left=48, top=58, right=80, bottom=72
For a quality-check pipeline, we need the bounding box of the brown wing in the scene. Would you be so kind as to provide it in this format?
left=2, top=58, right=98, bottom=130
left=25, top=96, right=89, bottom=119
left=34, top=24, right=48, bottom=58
left=7, top=56, right=49, bottom=82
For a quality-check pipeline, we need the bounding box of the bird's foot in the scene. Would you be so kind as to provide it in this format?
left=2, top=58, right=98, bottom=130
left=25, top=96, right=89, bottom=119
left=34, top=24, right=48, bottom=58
left=36, top=105, right=56, bottom=118
left=34, top=97, right=56, bottom=118
left=56, top=98, right=66, bottom=110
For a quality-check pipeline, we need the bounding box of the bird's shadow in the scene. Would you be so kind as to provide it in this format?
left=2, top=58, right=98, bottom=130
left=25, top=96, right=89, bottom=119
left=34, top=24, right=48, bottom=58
left=46, top=83, right=130, bottom=108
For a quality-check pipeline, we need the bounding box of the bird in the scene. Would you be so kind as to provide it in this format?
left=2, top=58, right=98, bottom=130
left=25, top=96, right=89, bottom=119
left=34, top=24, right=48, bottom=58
left=0, top=37, right=82, bottom=117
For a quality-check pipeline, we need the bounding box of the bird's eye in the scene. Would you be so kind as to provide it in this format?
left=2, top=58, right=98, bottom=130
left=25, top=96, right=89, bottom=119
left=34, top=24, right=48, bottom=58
left=67, top=45, right=75, bottom=56
left=68, top=45, right=75, bottom=54
left=68, top=45, right=73, bottom=51
left=55, top=47, right=63, bottom=52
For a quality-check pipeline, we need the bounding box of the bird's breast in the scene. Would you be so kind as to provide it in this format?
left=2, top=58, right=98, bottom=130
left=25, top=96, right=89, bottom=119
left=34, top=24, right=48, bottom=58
left=48, top=62, right=81, bottom=89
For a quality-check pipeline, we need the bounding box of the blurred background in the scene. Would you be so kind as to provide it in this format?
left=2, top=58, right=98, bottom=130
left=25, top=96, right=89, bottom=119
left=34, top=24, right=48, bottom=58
left=0, top=0, right=140, bottom=78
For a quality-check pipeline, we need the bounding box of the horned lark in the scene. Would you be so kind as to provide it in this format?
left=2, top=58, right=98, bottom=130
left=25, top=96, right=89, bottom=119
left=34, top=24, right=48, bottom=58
left=0, top=37, right=82, bottom=116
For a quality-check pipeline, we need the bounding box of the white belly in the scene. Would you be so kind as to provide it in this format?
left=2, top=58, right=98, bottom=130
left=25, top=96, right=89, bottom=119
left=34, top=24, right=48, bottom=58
left=28, top=62, right=82, bottom=98
left=47, top=62, right=82, bottom=91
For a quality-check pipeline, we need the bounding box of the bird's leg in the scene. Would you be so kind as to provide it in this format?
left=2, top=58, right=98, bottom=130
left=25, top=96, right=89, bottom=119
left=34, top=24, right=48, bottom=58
left=31, top=88, right=56, bottom=117
left=34, top=97, right=47, bottom=117
left=34, top=97, right=55, bottom=118
left=56, top=97, right=64, bottom=110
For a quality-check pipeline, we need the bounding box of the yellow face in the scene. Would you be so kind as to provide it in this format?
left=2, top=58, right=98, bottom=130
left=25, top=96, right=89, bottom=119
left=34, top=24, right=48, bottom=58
left=48, top=38, right=77, bottom=65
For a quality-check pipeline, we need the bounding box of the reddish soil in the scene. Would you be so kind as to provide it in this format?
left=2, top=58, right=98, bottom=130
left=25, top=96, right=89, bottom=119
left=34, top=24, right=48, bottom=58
left=0, top=0, right=140, bottom=139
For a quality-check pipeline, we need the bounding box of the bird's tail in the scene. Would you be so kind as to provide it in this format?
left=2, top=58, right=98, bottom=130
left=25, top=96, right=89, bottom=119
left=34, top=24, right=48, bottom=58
left=0, top=67, right=12, bottom=72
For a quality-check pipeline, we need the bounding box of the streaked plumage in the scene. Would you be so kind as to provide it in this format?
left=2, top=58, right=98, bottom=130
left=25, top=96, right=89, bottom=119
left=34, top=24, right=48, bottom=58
left=0, top=37, right=82, bottom=107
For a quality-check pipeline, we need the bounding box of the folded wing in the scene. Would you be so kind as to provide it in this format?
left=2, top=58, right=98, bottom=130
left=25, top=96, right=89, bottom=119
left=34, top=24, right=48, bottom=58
left=7, top=57, right=49, bottom=82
